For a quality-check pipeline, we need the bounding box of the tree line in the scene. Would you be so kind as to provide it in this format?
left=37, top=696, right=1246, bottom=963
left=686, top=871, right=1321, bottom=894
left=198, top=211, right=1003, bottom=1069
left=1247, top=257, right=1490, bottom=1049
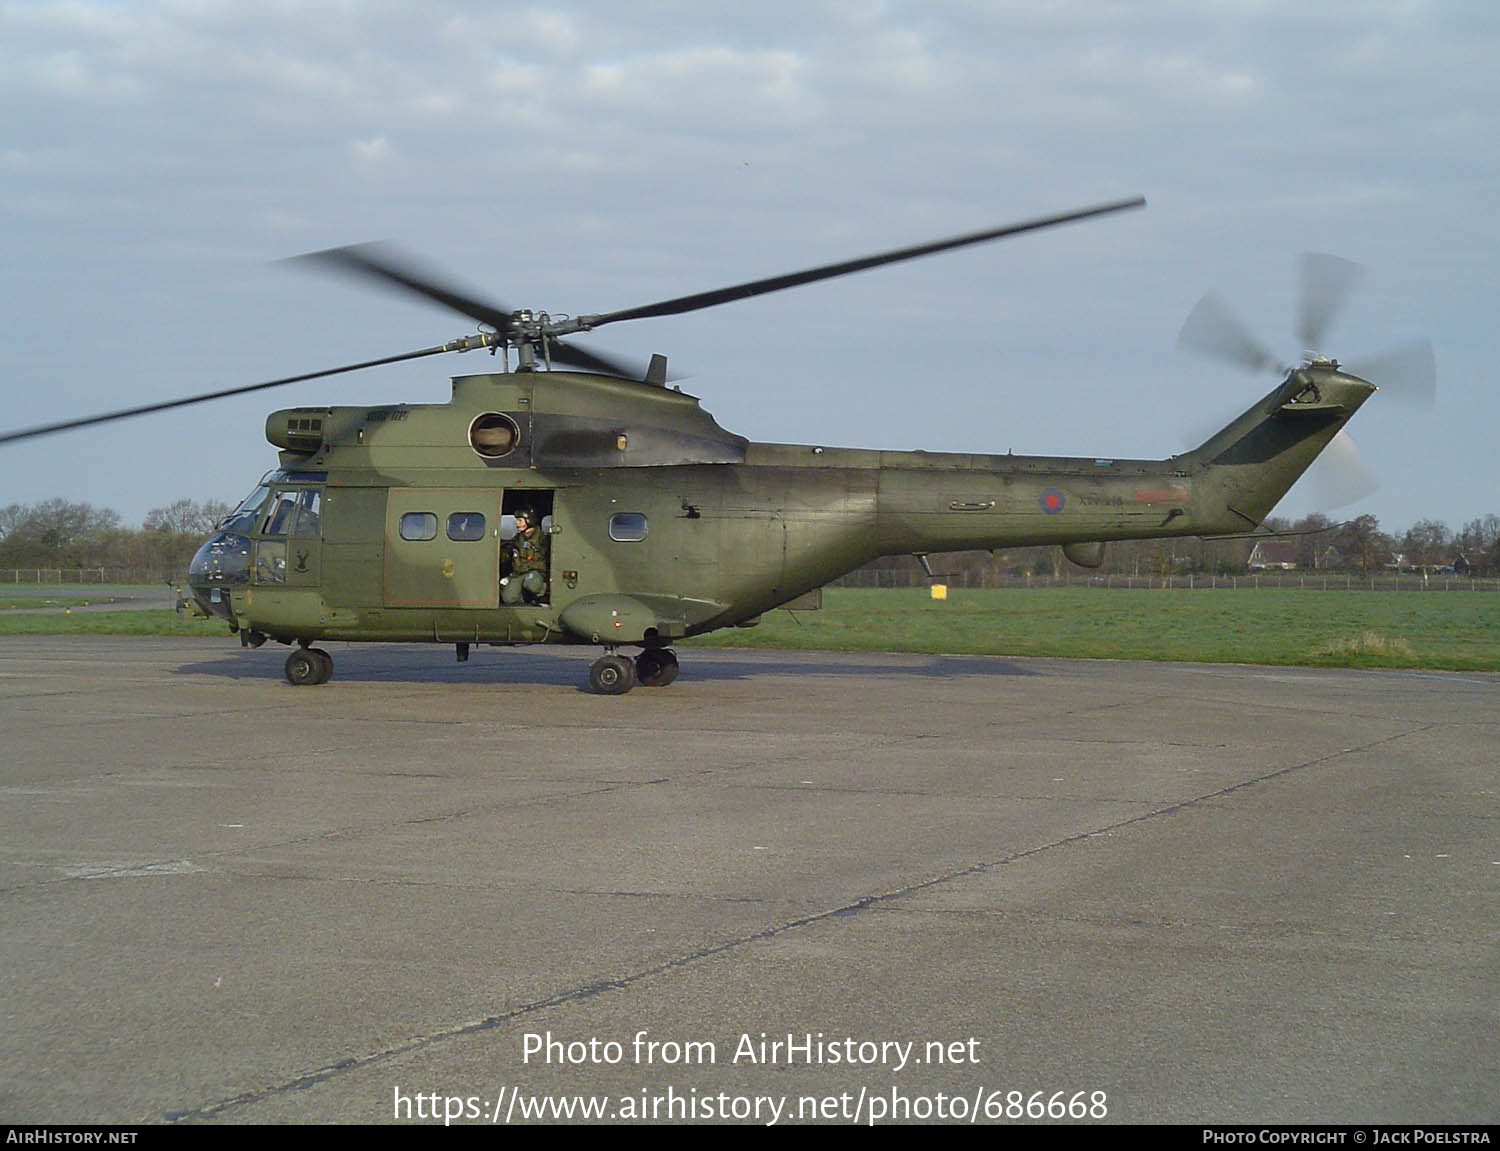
left=1099, top=512, right=1500, bottom=578
left=0, top=499, right=231, bottom=578
left=2, top=498, right=1498, bottom=582
left=857, top=512, right=1500, bottom=583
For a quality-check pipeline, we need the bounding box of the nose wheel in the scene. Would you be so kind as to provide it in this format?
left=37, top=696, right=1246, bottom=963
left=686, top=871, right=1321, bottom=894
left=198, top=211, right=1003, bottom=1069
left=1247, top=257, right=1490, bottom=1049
left=285, top=647, right=333, bottom=686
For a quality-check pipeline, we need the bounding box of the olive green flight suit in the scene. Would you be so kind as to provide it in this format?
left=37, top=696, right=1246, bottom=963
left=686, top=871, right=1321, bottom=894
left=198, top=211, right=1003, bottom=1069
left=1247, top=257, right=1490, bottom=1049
left=502, top=525, right=548, bottom=604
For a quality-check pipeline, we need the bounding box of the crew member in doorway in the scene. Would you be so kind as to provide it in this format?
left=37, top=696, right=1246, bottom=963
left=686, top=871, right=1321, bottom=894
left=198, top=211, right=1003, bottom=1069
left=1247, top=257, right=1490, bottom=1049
left=502, top=507, right=548, bottom=604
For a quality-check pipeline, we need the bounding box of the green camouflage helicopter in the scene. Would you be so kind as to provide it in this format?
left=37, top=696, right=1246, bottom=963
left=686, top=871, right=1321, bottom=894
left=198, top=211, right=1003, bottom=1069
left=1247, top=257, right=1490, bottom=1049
left=0, top=197, right=1434, bottom=692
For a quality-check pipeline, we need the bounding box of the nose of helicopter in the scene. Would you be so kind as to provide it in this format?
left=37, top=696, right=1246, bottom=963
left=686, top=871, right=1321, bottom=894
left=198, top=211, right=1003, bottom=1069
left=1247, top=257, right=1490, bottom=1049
left=187, top=531, right=251, bottom=620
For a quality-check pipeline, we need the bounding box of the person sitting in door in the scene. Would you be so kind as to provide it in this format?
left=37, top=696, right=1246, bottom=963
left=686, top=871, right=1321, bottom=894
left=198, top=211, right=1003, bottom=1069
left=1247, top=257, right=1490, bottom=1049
left=501, top=507, right=548, bottom=605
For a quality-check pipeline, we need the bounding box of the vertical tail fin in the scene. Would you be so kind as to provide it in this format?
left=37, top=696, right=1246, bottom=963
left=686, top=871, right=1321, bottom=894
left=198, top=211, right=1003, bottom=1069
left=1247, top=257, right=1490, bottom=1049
left=1179, top=364, right=1377, bottom=531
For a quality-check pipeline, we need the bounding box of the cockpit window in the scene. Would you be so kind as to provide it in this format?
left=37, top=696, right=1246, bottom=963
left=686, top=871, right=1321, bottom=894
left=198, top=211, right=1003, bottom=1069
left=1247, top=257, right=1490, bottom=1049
left=261, top=488, right=321, bottom=537
left=289, top=490, right=320, bottom=537
left=263, top=491, right=296, bottom=535
left=219, top=484, right=270, bottom=535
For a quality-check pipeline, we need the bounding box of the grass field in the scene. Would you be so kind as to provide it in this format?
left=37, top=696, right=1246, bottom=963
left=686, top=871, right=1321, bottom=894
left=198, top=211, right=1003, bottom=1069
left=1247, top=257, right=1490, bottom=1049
left=0, top=608, right=227, bottom=636
left=688, top=588, right=1500, bottom=671
left=0, top=587, right=1494, bottom=670
left=0, top=595, right=102, bottom=611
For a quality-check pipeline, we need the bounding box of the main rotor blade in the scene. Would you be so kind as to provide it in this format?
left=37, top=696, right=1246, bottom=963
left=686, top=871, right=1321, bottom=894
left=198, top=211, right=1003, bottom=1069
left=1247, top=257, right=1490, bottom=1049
left=1177, top=292, right=1282, bottom=375
left=293, top=243, right=645, bottom=378
left=1345, top=340, right=1436, bottom=409
left=0, top=340, right=481, bottom=447
left=1298, top=253, right=1363, bottom=351
left=547, top=337, right=647, bottom=380
left=292, top=242, right=519, bottom=335
left=581, top=197, right=1146, bottom=329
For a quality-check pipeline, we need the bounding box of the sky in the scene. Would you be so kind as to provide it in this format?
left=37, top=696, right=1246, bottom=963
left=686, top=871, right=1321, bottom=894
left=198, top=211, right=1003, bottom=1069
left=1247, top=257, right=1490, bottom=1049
left=2, top=0, right=1496, bottom=536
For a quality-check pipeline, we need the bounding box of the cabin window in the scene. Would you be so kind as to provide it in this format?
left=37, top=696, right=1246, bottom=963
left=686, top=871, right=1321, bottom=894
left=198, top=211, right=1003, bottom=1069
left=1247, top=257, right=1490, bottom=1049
left=447, top=512, right=486, bottom=541
left=609, top=512, right=648, bottom=542
left=399, top=512, right=438, bottom=541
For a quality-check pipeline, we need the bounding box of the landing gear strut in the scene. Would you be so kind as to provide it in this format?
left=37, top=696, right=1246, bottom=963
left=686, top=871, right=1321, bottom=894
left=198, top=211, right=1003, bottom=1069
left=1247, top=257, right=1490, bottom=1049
left=285, top=646, right=333, bottom=686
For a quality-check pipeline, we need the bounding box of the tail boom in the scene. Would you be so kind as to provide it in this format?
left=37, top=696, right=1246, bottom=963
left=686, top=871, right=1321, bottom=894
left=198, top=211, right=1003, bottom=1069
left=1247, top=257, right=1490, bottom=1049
left=867, top=364, right=1377, bottom=555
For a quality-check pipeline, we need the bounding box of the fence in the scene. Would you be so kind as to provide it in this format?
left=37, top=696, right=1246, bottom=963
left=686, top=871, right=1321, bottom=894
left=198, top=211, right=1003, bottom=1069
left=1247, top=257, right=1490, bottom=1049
left=831, top=569, right=1500, bottom=592
left=0, top=568, right=180, bottom=585
left=6, top=566, right=1495, bottom=593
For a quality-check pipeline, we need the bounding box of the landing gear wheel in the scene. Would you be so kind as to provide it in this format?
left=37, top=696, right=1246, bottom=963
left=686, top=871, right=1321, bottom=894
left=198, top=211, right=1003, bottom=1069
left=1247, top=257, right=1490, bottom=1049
left=588, top=654, right=637, bottom=695
left=635, top=648, right=679, bottom=687
left=307, top=648, right=333, bottom=685
left=285, top=647, right=332, bottom=686
left=285, top=648, right=320, bottom=686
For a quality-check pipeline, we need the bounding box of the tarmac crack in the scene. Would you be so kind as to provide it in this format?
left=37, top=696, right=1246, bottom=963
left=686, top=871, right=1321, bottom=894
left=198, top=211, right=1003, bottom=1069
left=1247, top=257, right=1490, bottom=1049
left=165, top=721, right=1430, bottom=1123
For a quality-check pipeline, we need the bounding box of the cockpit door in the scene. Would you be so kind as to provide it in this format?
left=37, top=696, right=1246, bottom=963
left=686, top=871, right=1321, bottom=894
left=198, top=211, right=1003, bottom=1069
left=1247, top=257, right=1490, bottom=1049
left=254, top=486, right=323, bottom=587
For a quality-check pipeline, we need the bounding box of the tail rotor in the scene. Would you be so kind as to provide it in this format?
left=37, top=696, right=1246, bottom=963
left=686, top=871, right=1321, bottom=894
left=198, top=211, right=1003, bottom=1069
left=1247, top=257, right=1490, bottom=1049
left=1176, top=254, right=1436, bottom=509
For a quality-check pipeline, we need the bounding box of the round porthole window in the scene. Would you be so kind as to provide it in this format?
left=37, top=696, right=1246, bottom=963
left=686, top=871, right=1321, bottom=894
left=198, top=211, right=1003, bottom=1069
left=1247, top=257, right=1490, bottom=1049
left=469, top=412, right=521, bottom=458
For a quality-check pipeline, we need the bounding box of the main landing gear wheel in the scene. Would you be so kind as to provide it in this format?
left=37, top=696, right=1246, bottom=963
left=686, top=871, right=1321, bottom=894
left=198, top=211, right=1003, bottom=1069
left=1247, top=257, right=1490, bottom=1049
left=588, top=654, right=637, bottom=695
left=285, top=647, right=333, bottom=686
left=635, top=648, right=679, bottom=687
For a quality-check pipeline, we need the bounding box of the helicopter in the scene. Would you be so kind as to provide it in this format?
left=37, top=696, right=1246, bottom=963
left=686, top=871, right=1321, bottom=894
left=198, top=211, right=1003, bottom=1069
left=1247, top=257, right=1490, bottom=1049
left=0, top=197, right=1433, bottom=693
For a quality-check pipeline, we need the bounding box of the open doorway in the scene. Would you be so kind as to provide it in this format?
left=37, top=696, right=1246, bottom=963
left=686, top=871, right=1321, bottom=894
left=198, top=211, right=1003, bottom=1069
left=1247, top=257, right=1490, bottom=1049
left=500, top=490, right=554, bottom=605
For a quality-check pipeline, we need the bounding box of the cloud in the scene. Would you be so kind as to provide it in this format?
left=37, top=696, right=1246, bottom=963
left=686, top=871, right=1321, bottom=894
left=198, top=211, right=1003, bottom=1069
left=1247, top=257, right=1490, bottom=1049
left=351, top=136, right=393, bottom=162
left=514, top=7, right=582, bottom=55
left=580, top=47, right=814, bottom=125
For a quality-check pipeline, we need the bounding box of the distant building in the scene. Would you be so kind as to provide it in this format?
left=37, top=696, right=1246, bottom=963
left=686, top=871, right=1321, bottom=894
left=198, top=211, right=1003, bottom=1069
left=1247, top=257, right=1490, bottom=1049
left=1247, top=540, right=1298, bottom=571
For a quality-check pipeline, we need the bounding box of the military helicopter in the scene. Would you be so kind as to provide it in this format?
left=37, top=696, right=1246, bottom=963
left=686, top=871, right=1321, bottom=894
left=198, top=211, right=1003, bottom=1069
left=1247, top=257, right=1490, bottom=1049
left=0, top=197, right=1433, bottom=693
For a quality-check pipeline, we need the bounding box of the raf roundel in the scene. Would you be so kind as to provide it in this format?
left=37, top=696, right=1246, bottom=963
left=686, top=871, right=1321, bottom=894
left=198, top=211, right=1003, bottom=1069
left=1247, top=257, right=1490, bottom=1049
left=1039, top=488, right=1066, bottom=514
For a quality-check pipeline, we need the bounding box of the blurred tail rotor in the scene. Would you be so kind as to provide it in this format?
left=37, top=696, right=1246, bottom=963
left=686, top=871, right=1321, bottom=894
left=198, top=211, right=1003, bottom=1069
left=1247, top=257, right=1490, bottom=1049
left=1176, top=253, right=1437, bottom=511
left=1345, top=340, right=1437, bottom=409
left=1309, top=429, right=1380, bottom=509
left=1176, top=292, right=1284, bottom=376
left=1297, top=253, right=1363, bottom=353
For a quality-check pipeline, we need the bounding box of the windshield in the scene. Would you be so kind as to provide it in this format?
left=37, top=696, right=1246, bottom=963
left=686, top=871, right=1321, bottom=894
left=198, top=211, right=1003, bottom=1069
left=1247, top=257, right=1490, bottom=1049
left=219, top=484, right=270, bottom=535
